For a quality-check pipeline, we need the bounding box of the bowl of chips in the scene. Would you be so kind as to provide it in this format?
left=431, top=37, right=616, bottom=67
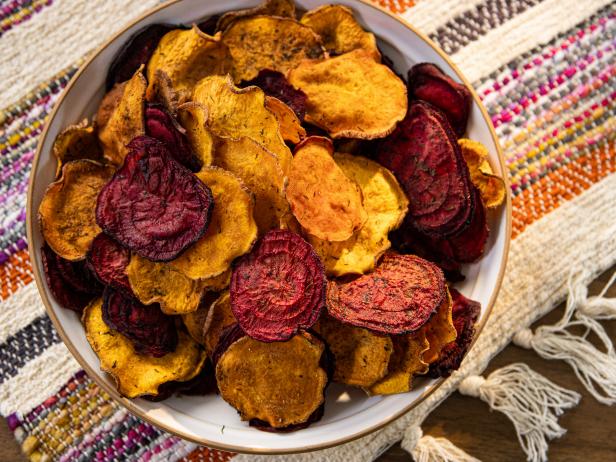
left=27, top=0, right=511, bottom=454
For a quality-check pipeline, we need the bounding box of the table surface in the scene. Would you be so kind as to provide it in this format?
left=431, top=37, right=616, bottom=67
left=2, top=267, right=615, bottom=462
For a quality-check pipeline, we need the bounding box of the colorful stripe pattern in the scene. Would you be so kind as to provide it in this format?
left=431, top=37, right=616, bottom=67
left=0, top=0, right=614, bottom=461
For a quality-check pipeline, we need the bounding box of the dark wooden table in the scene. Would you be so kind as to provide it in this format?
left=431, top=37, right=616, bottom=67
left=2, top=267, right=615, bottom=462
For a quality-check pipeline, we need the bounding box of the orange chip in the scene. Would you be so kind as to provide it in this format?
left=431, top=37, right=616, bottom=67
left=264, top=96, right=306, bottom=144
left=216, top=0, right=296, bottom=32
left=96, top=82, right=127, bottom=132
left=177, top=102, right=215, bottom=167
left=459, top=138, right=506, bottom=208
left=203, top=290, right=237, bottom=357
left=421, top=289, right=457, bottom=364
left=52, top=119, right=104, bottom=177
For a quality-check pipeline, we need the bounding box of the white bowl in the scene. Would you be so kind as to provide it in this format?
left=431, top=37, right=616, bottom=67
left=27, top=0, right=511, bottom=454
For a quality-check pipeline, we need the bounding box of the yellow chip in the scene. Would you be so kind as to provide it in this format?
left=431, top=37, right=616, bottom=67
left=458, top=138, right=506, bottom=208
left=288, top=49, right=407, bottom=139
left=264, top=96, right=306, bottom=144
left=300, top=5, right=380, bottom=60
left=38, top=160, right=114, bottom=261
left=192, top=75, right=292, bottom=173
left=286, top=137, right=367, bottom=241
left=214, top=136, right=290, bottom=235
left=98, top=68, right=146, bottom=165
left=202, top=268, right=232, bottom=291
left=170, top=167, right=258, bottom=280
left=177, top=102, right=215, bottom=167
left=222, top=16, right=325, bottom=82
left=203, top=290, right=237, bottom=358
left=52, top=119, right=104, bottom=177
left=421, top=289, right=457, bottom=364
left=83, top=298, right=206, bottom=398
left=366, top=330, right=430, bottom=396
left=309, top=153, right=408, bottom=276
left=126, top=254, right=206, bottom=315
left=216, top=0, right=296, bottom=32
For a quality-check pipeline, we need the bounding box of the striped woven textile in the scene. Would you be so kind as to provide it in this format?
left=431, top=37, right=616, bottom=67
left=0, top=0, right=614, bottom=461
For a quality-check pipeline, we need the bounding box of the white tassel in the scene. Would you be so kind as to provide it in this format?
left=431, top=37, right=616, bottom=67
left=401, top=426, right=481, bottom=462
left=513, top=270, right=616, bottom=404
left=458, top=363, right=580, bottom=462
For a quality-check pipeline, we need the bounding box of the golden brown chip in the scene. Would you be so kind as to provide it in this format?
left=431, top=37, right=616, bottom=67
left=52, top=119, right=104, bottom=177
left=459, top=138, right=506, bottom=208
left=222, top=16, right=325, bottom=82
left=170, top=167, right=258, bottom=280
left=366, top=330, right=430, bottom=396
left=264, top=96, right=306, bottom=144
left=300, top=5, right=380, bottom=60
left=147, top=69, right=183, bottom=114
left=146, top=26, right=231, bottom=102
left=98, top=68, right=146, bottom=165
left=202, top=268, right=232, bottom=291
left=288, top=49, right=407, bottom=139
left=203, top=290, right=236, bottom=357
left=421, top=289, right=457, bottom=364
left=177, top=102, right=215, bottom=167
left=217, top=0, right=296, bottom=32
left=96, top=81, right=127, bottom=131
left=83, top=298, right=206, bottom=398
left=213, top=136, right=290, bottom=235
left=309, top=153, right=408, bottom=276
left=38, top=160, right=114, bottom=261
left=216, top=332, right=327, bottom=428
left=192, top=75, right=292, bottom=173
left=286, top=137, right=367, bottom=241
left=182, top=292, right=219, bottom=345
left=126, top=254, right=206, bottom=315
left=316, top=315, right=392, bottom=387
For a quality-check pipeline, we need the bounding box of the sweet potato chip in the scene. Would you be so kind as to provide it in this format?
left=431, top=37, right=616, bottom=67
left=146, top=26, right=231, bottom=102
left=222, top=16, right=325, bottom=82
left=127, top=254, right=207, bottom=315
left=98, top=68, right=146, bottom=166
left=288, top=49, right=407, bottom=139
left=420, top=289, right=456, bottom=364
left=202, top=269, right=232, bottom=291
left=170, top=168, right=258, bottom=280
left=203, top=290, right=237, bottom=357
left=309, top=153, right=408, bottom=276
left=366, top=329, right=429, bottom=395
left=84, top=297, right=206, bottom=398
left=316, top=315, right=392, bottom=387
left=96, top=81, right=127, bottom=132
left=458, top=138, right=506, bottom=208
left=213, top=136, right=289, bottom=235
left=264, top=96, right=306, bottom=144
left=300, top=5, right=380, bottom=60
left=39, top=160, right=114, bottom=261
left=286, top=137, right=367, bottom=241
left=147, top=69, right=183, bottom=114
left=182, top=293, right=218, bottom=345
left=52, top=120, right=104, bottom=177
left=177, top=102, right=215, bottom=168
left=192, top=75, right=292, bottom=172
left=216, top=0, right=296, bottom=32
left=216, top=332, right=327, bottom=428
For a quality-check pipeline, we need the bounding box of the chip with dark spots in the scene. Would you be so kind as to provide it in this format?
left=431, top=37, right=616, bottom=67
left=230, top=230, right=326, bottom=342
left=145, top=104, right=201, bottom=171
left=243, top=69, right=307, bottom=120
left=106, top=24, right=176, bottom=90
left=143, top=359, right=217, bottom=401
left=327, top=253, right=446, bottom=334
left=102, top=287, right=178, bottom=358
left=96, top=136, right=213, bottom=262
left=429, top=288, right=481, bottom=378
left=87, top=233, right=131, bottom=294
left=408, top=62, right=472, bottom=137
left=376, top=100, right=474, bottom=237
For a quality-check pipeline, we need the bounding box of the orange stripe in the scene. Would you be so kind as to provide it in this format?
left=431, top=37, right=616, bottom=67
left=0, top=249, right=33, bottom=300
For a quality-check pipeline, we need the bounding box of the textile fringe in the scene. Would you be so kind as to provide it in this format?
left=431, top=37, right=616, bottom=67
left=458, top=363, right=580, bottom=462
left=401, top=426, right=481, bottom=462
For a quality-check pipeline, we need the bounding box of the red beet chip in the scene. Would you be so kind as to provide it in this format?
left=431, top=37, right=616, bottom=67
left=327, top=253, right=446, bottom=334
left=96, top=136, right=213, bottom=262
left=230, top=230, right=326, bottom=342
left=408, top=62, right=472, bottom=137
left=86, top=233, right=131, bottom=294
left=448, top=187, right=488, bottom=263
left=429, top=288, right=481, bottom=377
left=377, top=100, right=474, bottom=237
left=102, top=287, right=178, bottom=358
left=145, top=104, right=201, bottom=172
left=243, top=69, right=307, bottom=121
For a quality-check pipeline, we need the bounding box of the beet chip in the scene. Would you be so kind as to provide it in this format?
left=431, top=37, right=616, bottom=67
left=102, top=287, right=177, bottom=358
left=230, top=230, right=326, bottom=342
left=145, top=104, right=201, bottom=171
left=377, top=101, right=474, bottom=237
left=41, top=244, right=101, bottom=312
left=87, top=233, right=131, bottom=294
left=96, top=136, right=213, bottom=262
left=408, top=63, right=472, bottom=137
left=327, top=253, right=446, bottom=334
left=243, top=69, right=307, bottom=121
left=429, top=288, right=480, bottom=377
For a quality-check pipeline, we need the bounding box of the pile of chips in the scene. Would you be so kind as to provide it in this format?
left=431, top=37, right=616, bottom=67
left=38, top=0, right=505, bottom=431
